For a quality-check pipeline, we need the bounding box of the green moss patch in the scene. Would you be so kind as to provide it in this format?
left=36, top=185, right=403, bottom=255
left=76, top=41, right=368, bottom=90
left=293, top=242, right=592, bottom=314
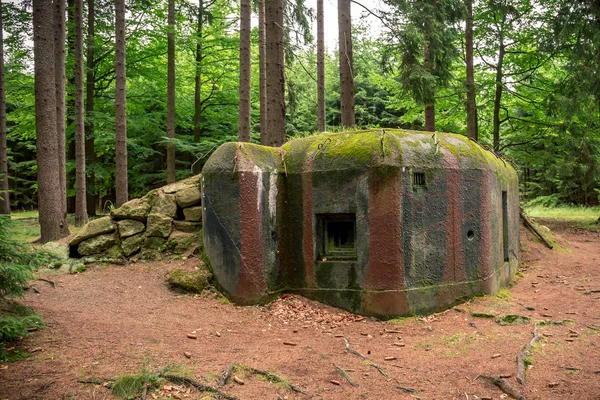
left=167, top=268, right=211, bottom=294
left=495, top=314, right=531, bottom=326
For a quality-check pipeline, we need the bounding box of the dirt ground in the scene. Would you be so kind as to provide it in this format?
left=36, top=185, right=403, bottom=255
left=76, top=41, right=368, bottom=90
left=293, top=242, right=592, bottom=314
left=1, top=222, right=600, bottom=400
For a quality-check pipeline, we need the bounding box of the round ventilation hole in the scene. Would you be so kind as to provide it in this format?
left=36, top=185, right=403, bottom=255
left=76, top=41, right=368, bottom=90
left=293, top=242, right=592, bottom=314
left=467, top=230, right=475, bottom=240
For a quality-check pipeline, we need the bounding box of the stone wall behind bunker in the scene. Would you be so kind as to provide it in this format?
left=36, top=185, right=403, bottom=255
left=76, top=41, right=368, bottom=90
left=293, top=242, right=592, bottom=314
left=68, top=175, right=203, bottom=260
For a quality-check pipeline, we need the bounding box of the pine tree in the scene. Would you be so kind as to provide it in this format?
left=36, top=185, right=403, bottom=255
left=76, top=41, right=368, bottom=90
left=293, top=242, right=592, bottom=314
left=238, top=0, right=251, bottom=142
left=263, top=0, right=285, bottom=146
left=166, top=0, right=176, bottom=182
left=115, top=0, right=128, bottom=206
left=0, top=2, right=9, bottom=215
left=74, top=0, right=88, bottom=224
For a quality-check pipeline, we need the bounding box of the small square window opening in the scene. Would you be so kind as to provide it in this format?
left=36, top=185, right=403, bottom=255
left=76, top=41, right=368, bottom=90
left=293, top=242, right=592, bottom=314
left=317, top=214, right=357, bottom=260
left=413, top=172, right=426, bottom=187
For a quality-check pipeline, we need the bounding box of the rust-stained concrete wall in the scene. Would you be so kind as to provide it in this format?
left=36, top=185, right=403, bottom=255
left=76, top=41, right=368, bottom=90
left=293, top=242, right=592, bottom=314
left=202, top=130, right=520, bottom=317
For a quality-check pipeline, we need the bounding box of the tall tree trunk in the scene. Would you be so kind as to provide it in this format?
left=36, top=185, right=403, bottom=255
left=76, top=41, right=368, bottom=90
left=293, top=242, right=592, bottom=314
left=0, top=3, right=9, bottom=215
left=263, top=0, right=285, bottom=146
left=66, top=0, right=76, bottom=214
left=34, top=0, right=68, bottom=242
left=74, top=0, right=87, bottom=224
left=54, top=0, right=69, bottom=230
left=115, top=0, right=128, bottom=206
left=193, top=0, right=203, bottom=143
left=86, top=0, right=96, bottom=215
left=238, top=0, right=251, bottom=142
left=166, top=0, right=176, bottom=182
left=317, top=0, right=325, bottom=132
left=258, top=0, right=267, bottom=138
left=465, top=0, right=477, bottom=141
left=338, top=0, right=354, bottom=128
left=493, top=33, right=505, bottom=152
left=423, top=38, right=435, bottom=132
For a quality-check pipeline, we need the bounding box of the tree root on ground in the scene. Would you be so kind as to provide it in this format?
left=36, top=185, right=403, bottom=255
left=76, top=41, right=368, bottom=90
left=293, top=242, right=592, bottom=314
left=343, top=337, right=388, bottom=378
left=160, top=373, right=238, bottom=400
left=476, top=375, right=526, bottom=400
left=218, top=362, right=308, bottom=396
left=517, top=322, right=542, bottom=385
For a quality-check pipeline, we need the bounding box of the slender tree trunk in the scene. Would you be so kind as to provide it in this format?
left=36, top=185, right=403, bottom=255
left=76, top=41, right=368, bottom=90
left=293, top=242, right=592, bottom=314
left=193, top=0, right=203, bottom=143
left=317, top=0, right=325, bottom=132
left=423, top=38, right=435, bottom=132
left=238, top=0, right=251, bottom=142
left=74, top=0, right=87, bottom=224
left=66, top=0, right=76, bottom=214
left=258, top=0, right=267, bottom=138
left=263, top=0, right=285, bottom=146
left=338, top=0, right=355, bottom=128
left=0, top=3, right=9, bottom=215
left=0, top=4, right=9, bottom=215
left=34, top=0, right=68, bottom=242
left=115, top=0, right=128, bottom=206
left=465, top=0, right=477, bottom=141
left=166, top=0, right=176, bottom=182
left=54, top=0, right=69, bottom=231
left=493, top=34, right=505, bottom=152
left=85, top=0, right=96, bottom=215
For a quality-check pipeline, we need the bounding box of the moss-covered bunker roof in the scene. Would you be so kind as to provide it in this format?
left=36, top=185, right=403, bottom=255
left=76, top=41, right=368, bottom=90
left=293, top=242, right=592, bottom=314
left=202, top=129, right=517, bottom=179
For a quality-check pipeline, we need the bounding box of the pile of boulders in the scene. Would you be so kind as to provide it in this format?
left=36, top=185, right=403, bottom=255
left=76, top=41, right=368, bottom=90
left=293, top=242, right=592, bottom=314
left=69, top=175, right=202, bottom=258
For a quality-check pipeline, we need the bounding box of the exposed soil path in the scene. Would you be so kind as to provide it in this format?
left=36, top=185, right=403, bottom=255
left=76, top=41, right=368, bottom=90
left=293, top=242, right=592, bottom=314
left=1, top=224, right=599, bottom=399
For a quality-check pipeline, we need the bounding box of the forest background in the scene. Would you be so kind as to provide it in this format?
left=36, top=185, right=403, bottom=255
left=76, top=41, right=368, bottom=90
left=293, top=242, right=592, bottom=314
left=0, top=0, right=598, bottom=224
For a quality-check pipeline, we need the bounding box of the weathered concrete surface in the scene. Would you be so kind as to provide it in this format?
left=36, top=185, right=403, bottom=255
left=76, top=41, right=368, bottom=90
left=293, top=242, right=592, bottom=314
left=203, top=129, right=520, bottom=317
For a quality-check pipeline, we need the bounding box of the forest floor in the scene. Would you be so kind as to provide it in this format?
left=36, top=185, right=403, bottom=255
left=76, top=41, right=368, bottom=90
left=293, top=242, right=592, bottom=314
left=1, top=218, right=600, bottom=400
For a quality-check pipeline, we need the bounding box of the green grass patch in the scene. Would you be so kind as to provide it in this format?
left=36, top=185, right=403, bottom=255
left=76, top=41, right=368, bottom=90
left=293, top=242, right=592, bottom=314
left=112, top=373, right=160, bottom=399
left=525, top=205, right=600, bottom=231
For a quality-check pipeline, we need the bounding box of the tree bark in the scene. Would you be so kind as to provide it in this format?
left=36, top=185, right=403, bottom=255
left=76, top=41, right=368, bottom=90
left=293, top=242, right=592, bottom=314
left=85, top=0, right=96, bottom=216
left=54, top=0, right=68, bottom=228
left=263, top=0, right=285, bottom=147
left=317, top=0, right=325, bottom=132
left=0, top=4, right=9, bottom=215
left=166, top=0, right=176, bottom=182
left=258, top=0, right=267, bottom=138
left=423, top=38, right=435, bottom=132
left=74, top=0, right=87, bottom=224
left=193, top=0, right=203, bottom=143
left=338, top=0, right=354, bottom=128
left=115, top=0, right=128, bottom=206
left=238, top=0, right=251, bottom=142
left=465, top=0, right=477, bottom=141
left=66, top=0, right=76, bottom=214
left=34, top=0, right=68, bottom=242
left=493, top=32, right=505, bottom=152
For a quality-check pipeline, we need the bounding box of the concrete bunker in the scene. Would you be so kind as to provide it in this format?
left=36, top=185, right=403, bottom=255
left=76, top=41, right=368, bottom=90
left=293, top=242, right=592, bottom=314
left=201, top=130, right=520, bottom=318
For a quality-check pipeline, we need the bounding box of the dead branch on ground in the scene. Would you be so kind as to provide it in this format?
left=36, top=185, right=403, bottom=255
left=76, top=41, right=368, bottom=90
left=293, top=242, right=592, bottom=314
left=160, top=374, right=238, bottom=400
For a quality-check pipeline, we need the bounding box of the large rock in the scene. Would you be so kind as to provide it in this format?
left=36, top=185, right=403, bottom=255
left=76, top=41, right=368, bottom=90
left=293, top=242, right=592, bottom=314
left=111, top=198, right=152, bottom=221
left=176, top=186, right=201, bottom=208
left=150, top=192, right=177, bottom=218
left=121, top=233, right=145, bottom=257
left=117, top=219, right=145, bottom=238
left=173, top=220, right=202, bottom=233
left=162, top=181, right=190, bottom=194
left=70, top=217, right=115, bottom=246
left=183, top=206, right=202, bottom=222
left=78, top=233, right=119, bottom=256
left=146, top=213, right=173, bottom=238
left=167, top=268, right=211, bottom=294
left=144, top=236, right=167, bottom=250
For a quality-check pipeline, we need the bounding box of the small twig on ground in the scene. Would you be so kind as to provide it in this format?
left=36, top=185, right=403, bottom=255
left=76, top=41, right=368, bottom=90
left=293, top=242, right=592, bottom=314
left=343, top=337, right=389, bottom=378
left=36, top=278, right=56, bottom=288
left=584, top=289, right=600, bottom=295
left=396, top=385, right=416, bottom=393
left=78, top=378, right=113, bottom=389
left=160, top=374, right=238, bottom=400
left=475, top=375, right=526, bottom=400
left=517, top=322, right=542, bottom=385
